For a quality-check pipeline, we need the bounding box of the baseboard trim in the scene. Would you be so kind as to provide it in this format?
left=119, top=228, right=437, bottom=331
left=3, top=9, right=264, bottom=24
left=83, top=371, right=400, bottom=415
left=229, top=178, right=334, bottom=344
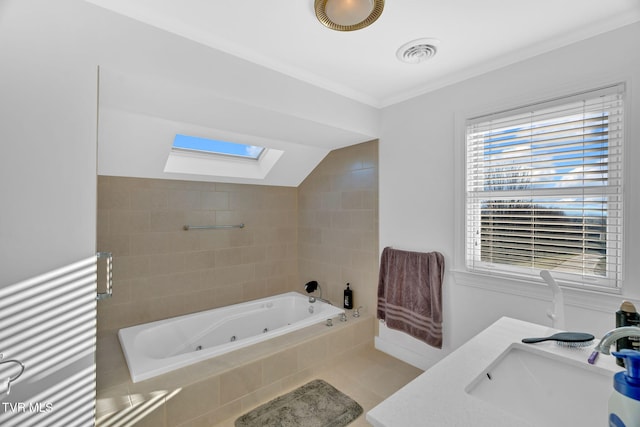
left=374, top=336, right=436, bottom=371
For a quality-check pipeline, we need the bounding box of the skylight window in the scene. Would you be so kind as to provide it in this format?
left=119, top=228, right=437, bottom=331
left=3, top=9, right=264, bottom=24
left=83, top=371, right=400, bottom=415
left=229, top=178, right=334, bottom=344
left=164, top=132, right=285, bottom=181
left=172, top=134, right=265, bottom=160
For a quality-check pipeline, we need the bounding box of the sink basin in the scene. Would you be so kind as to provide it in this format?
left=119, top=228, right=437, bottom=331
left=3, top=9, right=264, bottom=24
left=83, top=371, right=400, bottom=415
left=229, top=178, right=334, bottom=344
left=465, top=343, right=614, bottom=427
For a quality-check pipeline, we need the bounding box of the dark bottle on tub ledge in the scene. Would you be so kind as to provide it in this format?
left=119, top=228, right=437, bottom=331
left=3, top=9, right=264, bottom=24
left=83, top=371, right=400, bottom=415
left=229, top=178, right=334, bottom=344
left=344, top=283, right=353, bottom=309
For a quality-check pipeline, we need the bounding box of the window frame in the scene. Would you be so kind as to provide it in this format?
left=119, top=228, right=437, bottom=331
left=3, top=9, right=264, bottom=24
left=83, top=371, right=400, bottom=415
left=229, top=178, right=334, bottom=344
left=462, top=83, right=625, bottom=291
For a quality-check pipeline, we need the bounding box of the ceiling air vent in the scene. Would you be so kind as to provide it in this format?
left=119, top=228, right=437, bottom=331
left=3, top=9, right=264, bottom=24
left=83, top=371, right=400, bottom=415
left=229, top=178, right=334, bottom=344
left=396, top=38, right=440, bottom=64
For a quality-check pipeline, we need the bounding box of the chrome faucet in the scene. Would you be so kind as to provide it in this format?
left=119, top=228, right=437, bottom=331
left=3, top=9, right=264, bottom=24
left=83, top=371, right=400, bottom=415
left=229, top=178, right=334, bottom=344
left=589, top=326, right=640, bottom=365
left=304, top=280, right=333, bottom=305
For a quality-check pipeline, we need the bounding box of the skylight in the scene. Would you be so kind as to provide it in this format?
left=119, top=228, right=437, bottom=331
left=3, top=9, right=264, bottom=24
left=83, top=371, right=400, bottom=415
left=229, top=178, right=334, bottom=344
left=172, top=134, right=265, bottom=160
left=164, top=132, right=285, bottom=181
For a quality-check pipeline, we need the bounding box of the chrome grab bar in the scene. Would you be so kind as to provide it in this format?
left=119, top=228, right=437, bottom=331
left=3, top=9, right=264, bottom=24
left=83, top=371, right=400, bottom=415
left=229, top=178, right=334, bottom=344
left=96, top=251, right=113, bottom=301
left=183, top=223, right=245, bottom=231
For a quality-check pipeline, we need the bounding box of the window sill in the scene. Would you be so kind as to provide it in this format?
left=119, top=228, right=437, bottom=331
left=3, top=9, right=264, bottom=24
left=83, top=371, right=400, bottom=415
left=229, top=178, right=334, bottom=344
left=452, top=268, right=626, bottom=314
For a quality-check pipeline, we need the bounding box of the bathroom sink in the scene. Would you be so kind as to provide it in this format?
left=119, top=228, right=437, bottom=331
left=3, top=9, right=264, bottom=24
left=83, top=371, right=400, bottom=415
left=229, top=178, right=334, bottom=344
left=465, top=343, right=614, bottom=427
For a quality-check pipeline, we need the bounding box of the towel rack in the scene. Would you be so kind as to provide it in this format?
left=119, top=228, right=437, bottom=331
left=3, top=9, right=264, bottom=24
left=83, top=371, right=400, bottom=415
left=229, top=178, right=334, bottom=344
left=0, top=354, right=25, bottom=396
left=183, top=223, right=245, bottom=231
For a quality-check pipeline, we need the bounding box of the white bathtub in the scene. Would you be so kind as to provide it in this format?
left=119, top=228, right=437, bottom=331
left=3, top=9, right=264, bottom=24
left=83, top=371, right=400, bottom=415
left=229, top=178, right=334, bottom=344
left=118, top=291, right=344, bottom=382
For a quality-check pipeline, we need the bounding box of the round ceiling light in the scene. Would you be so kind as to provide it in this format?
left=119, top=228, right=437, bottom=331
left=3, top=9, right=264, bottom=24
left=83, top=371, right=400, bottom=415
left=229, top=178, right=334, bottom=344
left=396, top=38, right=440, bottom=64
left=315, top=0, right=384, bottom=32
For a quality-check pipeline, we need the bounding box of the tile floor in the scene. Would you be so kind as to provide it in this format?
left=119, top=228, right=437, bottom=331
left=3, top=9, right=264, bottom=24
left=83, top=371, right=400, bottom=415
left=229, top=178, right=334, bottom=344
left=213, top=345, right=424, bottom=427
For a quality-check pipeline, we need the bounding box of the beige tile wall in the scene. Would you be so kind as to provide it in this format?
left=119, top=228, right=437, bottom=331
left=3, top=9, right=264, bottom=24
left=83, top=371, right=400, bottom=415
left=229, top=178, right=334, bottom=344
left=298, top=140, right=379, bottom=315
left=97, top=178, right=298, bottom=337
left=96, top=140, right=379, bottom=385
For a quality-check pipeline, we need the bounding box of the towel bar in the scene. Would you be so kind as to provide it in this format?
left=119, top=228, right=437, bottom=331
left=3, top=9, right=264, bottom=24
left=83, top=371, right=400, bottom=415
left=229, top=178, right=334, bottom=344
left=183, top=223, right=245, bottom=231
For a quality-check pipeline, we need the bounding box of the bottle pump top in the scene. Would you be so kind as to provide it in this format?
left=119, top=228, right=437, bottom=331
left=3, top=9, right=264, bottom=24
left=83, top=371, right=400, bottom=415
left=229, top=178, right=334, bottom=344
left=612, top=349, right=640, bottom=401
left=621, top=301, right=638, bottom=313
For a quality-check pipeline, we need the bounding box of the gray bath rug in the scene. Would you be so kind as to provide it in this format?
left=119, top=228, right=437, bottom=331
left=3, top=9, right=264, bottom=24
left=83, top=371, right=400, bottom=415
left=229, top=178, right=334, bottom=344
left=235, top=379, right=363, bottom=427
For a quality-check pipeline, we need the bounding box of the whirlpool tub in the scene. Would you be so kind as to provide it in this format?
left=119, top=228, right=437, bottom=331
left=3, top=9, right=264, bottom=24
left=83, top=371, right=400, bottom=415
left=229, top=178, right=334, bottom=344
left=118, top=291, right=344, bottom=382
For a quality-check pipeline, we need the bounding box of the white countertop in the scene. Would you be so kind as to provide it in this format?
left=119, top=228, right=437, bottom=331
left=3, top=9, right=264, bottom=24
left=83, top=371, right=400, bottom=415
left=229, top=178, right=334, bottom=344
left=366, top=317, right=623, bottom=427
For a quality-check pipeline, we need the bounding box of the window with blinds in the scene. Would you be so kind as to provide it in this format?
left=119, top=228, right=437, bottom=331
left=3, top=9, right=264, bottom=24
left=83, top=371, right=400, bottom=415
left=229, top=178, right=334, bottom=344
left=465, top=84, right=624, bottom=289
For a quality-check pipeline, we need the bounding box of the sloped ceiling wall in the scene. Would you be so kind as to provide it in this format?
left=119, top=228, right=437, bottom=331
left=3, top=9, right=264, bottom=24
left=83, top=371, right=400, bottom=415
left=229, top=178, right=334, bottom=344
left=92, top=5, right=380, bottom=186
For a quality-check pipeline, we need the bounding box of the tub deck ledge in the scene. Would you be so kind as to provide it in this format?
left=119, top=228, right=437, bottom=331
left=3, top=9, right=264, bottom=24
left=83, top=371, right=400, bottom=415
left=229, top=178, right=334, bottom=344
left=97, top=313, right=374, bottom=427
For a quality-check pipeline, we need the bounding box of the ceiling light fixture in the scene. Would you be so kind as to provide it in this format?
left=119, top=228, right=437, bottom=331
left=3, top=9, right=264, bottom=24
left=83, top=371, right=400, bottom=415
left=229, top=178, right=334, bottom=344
left=396, top=38, right=440, bottom=64
left=315, top=0, right=384, bottom=32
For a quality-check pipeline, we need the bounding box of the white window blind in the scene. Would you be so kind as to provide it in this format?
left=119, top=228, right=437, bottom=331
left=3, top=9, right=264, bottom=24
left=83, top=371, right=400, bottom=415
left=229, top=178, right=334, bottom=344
left=465, top=84, right=624, bottom=288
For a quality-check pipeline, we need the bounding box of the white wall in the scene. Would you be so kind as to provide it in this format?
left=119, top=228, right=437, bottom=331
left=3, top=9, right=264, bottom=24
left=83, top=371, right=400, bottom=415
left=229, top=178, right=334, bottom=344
left=0, top=1, right=98, bottom=425
left=0, top=1, right=97, bottom=284
left=378, top=22, right=640, bottom=368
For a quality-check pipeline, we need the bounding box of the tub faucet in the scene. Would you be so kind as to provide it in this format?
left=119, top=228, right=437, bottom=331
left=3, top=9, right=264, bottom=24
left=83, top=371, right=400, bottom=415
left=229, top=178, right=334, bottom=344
left=304, top=280, right=332, bottom=305
left=304, top=280, right=320, bottom=302
left=589, top=326, right=640, bottom=364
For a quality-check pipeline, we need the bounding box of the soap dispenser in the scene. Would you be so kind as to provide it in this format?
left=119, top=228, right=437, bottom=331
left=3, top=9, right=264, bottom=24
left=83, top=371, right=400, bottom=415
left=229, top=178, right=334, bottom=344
left=343, top=283, right=353, bottom=309
left=609, top=349, right=640, bottom=426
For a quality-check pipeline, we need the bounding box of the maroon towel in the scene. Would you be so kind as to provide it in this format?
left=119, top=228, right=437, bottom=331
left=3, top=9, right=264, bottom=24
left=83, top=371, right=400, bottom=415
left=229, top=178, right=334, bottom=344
left=377, top=247, right=444, bottom=349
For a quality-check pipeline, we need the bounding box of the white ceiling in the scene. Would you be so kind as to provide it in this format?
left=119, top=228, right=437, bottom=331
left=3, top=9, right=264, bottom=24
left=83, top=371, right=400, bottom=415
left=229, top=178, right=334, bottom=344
left=85, top=0, right=640, bottom=108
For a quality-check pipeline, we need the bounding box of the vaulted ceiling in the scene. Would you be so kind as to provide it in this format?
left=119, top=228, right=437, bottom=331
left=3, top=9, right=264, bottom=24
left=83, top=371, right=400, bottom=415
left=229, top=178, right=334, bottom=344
left=87, top=0, right=640, bottom=186
left=86, top=0, right=640, bottom=107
